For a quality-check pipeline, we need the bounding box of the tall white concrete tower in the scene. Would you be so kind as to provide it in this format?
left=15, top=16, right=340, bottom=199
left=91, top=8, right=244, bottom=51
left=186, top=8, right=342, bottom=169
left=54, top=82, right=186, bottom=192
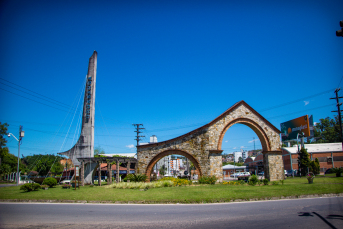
left=58, top=51, right=97, bottom=165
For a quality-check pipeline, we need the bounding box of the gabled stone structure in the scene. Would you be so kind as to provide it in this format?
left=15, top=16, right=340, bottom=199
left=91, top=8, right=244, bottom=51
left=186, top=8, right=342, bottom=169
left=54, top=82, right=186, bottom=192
left=137, top=101, right=284, bottom=182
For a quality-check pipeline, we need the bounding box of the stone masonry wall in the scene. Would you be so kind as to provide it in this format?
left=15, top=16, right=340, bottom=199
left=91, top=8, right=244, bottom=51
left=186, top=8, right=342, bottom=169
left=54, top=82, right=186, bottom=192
left=137, top=102, right=283, bottom=181
left=207, top=105, right=280, bottom=151
left=264, top=152, right=285, bottom=181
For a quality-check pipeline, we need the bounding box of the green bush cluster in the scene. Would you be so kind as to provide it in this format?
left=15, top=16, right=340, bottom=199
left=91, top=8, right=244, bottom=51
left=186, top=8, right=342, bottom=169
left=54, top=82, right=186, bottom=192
left=222, top=180, right=245, bottom=185
left=126, top=174, right=147, bottom=182
left=248, top=175, right=258, bottom=186
left=42, top=177, right=57, bottom=188
left=20, top=183, right=41, bottom=192
left=160, top=177, right=192, bottom=186
left=272, top=181, right=279, bottom=185
left=198, top=176, right=217, bottom=185
left=263, top=178, right=269, bottom=185
left=107, top=180, right=174, bottom=189
left=331, top=167, right=343, bottom=177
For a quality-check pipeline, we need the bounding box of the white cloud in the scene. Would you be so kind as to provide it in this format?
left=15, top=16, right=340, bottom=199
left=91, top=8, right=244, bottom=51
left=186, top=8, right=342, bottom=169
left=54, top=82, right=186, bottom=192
left=126, top=144, right=134, bottom=149
left=240, top=146, right=245, bottom=148
left=233, top=147, right=237, bottom=149
left=304, top=101, right=310, bottom=106
left=248, top=139, right=260, bottom=143
left=225, top=140, right=228, bottom=143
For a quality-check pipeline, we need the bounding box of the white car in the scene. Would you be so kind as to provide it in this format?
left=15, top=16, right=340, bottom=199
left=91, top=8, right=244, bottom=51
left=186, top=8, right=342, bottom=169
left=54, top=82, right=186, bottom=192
left=230, top=172, right=242, bottom=178
left=61, top=180, right=71, bottom=184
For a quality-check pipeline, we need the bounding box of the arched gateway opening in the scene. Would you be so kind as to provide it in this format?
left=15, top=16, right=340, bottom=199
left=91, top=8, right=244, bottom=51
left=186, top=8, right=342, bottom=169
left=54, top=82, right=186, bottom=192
left=217, top=118, right=270, bottom=152
left=145, top=150, right=202, bottom=181
left=137, top=101, right=284, bottom=182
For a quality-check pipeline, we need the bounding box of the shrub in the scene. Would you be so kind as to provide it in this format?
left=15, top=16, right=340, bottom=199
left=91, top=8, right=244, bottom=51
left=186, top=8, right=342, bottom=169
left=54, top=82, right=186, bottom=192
left=41, top=185, right=48, bottom=189
left=223, top=180, right=246, bottom=185
left=106, top=180, right=174, bottom=189
left=248, top=175, right=258, bottom=186
left=280, top=180, right=284, bottom=185
left=198, top=176, right=217, bottom=185
left=160, top=177, right=192, bottom=186
left=257, top=179, right=262, bottom=186
left=272, top=181, right=279, bottom=185
left=263, top=179, right=269, bottom=185
left=62, top=184, right=71, bottom=189
left=331, top=167, right=343, bottom=177
left=42, top=177, right=57, bottom=188
left=239, top=180, right=246, bottom=185
left=20, top=183, right=41, bottom=192
left=126, top=174, right=147, bottom=182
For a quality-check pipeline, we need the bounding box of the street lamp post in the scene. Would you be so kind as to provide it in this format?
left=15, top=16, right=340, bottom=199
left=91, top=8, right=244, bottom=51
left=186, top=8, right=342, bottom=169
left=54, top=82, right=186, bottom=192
left=8, top=125, right=24, bottom=186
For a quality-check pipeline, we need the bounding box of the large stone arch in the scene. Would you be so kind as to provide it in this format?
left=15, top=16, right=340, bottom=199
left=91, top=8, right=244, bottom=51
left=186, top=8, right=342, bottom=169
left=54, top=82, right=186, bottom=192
left=217, top=118, right=270, bottom=152
left=137, top=101, right=284, bottom=182
left=145, top=149, right=202, bottom=182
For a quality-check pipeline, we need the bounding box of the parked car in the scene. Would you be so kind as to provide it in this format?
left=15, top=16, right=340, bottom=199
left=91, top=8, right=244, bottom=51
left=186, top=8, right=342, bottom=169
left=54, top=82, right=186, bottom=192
left=230, top=172, right=242, bottom=178
left=286, top=170, right=297, bottom=177
left=325, top=169, right=333, bottom=174
left=60, top=179, right=71, bottom=184
left=237, top=172, right=251, bottom=181
left=258, top=171, right=264, bottom=176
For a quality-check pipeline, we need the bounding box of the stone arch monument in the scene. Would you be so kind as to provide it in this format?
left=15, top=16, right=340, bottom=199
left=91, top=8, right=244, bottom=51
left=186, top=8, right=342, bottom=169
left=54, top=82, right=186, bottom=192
left=137, top=101, right=284, bottom=182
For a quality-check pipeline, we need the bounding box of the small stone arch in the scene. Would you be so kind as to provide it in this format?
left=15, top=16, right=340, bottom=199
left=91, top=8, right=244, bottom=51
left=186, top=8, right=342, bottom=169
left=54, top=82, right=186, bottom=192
left=217, top=118, right=270, bottom=152
left=145, top=149, right=202, bottom=182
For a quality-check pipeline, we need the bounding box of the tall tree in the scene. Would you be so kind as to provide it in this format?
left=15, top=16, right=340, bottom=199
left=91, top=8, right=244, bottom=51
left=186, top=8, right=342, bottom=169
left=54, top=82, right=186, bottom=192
left=238, top=157, right=244, bottom=163
left=310, top=158, right=320, bottom=175
left=0, top=147, right=27, bottom=173
left=314, top=116, right=341, bottom=143
left=0, top=122, right=9, bottom=148
left=298, top=147, right=311, bottom=176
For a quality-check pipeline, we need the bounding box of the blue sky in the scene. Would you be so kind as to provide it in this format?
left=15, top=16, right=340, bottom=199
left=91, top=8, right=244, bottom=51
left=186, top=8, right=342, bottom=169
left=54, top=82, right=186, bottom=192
left=1, top=0, right=342, bottom=158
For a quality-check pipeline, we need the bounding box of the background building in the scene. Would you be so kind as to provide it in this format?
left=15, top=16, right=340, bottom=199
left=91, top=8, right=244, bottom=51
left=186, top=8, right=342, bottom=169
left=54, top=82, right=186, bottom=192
left=282, top=143, right=343, bottom=174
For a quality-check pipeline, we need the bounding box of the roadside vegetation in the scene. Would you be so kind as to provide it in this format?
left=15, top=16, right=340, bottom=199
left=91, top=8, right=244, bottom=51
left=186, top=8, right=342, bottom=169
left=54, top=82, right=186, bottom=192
left=0, top=176, right=342, bottom=204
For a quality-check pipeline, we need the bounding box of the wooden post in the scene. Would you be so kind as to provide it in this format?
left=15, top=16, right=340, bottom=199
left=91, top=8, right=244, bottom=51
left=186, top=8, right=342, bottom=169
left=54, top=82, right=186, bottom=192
left=127, top=160, right=131, bottom=178
left=98, top=162, right=101, bottom=186
left=116, top=159, right=120, bottom=183
left=107, top=163, right=112, bottom=185
left=81, top=161, right=84, bottom=186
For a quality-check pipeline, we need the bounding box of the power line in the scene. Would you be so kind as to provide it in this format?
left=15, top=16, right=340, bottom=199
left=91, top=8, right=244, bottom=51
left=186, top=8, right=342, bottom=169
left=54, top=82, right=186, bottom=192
left=0, top=77, right=72, bottom=108
left=259, top=88, right=334, bottom=112
left=0, top=81, right=72, bottom=109
left=0, top=87, right=77, bottom=114
left=266, top=103, right=335, bottom=120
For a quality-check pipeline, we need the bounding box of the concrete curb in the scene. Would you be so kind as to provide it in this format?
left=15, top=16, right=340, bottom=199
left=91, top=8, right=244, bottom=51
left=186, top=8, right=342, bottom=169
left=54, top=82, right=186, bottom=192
left=0, top=193, right=342, bottom=204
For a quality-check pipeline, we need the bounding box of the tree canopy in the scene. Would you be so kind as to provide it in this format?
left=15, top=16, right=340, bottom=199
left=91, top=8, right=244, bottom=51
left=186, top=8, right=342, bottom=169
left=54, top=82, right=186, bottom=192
left=0, top=123, right=27, bottom=176
left=22, top=154, right=64, bottom=176
left=313, top=116, right=341, bottom=143
left=0, top=122, right=9, bottom=148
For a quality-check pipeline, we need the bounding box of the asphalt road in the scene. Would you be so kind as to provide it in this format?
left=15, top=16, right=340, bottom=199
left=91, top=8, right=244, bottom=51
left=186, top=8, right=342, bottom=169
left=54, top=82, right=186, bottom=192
left=0, top=197, right=342, bottom=229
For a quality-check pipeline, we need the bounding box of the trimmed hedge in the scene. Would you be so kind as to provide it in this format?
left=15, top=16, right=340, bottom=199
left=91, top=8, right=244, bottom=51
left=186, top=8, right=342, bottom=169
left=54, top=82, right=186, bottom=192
left=42, top=177, right=57, bottom=188
left=198, top=175, right=217, bottom=185
left=20, top=183, right=41, bottom=192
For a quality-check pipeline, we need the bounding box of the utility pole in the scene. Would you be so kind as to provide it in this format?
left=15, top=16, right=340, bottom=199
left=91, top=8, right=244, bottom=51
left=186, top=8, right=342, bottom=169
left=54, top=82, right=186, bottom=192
left=16, top=126, right=24, bottom=186
left=133, top=124, right=145, bottom=148
left=330, top=88, right=343, bottom=150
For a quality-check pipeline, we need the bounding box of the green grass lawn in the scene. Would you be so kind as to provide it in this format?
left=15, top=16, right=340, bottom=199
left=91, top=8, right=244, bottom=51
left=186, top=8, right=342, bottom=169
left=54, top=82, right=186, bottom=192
left=0, top=176, right=342, bottom=204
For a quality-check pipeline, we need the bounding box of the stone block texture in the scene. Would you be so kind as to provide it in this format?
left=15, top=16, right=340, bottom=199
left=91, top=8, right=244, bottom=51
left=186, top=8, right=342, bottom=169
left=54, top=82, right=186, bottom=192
left=137, top=101, right=284, bottom=182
